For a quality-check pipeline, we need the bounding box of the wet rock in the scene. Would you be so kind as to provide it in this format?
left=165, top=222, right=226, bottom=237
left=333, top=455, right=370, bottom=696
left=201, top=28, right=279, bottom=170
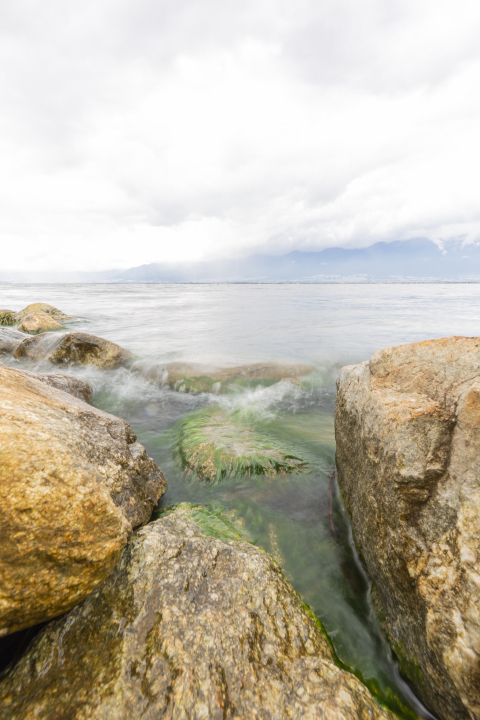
left=10, top=367, right=93, bottom=402
left=144, top=360, right=314, bottom=393
left=17, top=312, right=63, bottom=334
left=13, top=302, right=75, bottom=324
left=14, top=331, right=133, bottom=369
left=0, top=507, right=394, bottom=720
left=0, top=364, right=167, bottom=637
left=0, top=328, right=26, bottom=354
left=177, top=407, right=308, bottom=482
left=0, top=311, right=15, bottom=326
left=335, top=336, right=480, bottom=720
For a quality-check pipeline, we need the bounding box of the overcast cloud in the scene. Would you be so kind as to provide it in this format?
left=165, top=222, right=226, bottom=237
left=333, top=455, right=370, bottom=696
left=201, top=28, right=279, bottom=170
left=1, top=0, right=480, bottom=271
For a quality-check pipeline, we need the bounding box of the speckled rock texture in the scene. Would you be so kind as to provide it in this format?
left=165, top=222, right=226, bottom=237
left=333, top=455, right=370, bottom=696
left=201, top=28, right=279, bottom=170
left=0, top=365, right=166, bottom=637
left=14, top=330, right=133, bottom=369
left=13, top=302, right=75, bottom=324
left=0, top=328, right=25, bottom=354
left=17, top=312, right=63, bottom=333
left=0, top=508, right=394, bottom=720
left=10, top=366, right=93, bottom=402
left=335, top=336, right=480, bottom=720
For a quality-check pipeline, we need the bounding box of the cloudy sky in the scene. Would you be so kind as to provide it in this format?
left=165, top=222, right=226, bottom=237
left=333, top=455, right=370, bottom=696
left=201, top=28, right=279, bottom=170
left=1, top=0, right=480, bottom=272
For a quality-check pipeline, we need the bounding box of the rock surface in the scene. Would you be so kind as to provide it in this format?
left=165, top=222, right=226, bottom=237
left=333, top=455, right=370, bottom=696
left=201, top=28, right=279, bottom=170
left=13, top=302, right=75, bottom=323
left=0, top=364, right=166, bottom=637
left=10, top=367, right=93, bottom=402
left=178, top=407, right=308, bottom=482
left=0, top=311, right=15, bottom=326
left=335, top=336, right=480, bottom=720
left=143, top=360, right=313, bottom=393
left=0, top=328, right=26, bottom=354
left=17, top=312, right=63, bottom=333
left=14, top=330, right=133, bottom=369
left=0, top=507, right=394, bottom=720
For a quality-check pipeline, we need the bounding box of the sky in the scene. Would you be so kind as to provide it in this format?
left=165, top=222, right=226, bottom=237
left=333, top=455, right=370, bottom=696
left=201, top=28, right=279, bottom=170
left=1, top=0, right=480, bottom=272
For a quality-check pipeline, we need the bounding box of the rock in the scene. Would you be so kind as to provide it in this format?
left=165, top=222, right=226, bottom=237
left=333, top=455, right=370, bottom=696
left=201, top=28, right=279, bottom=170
left=13, top=302, right=75, bottom=324
left=143, top=360, right=314, bottom=393
left=10, top=367, right=93, bottom=402
left=14, top=331, right=133, bottom=369
left=0, top=328, right=26, bottom=354
left=0, top=364, right=167, bottom=637
left=335, top=336, right=480, bottom=720
left=0, top=506, right=394, bottom=720
left=17, top=312, right=63, bottom=334
left=177, top=407, right=308, bottom=482
left=0, top=311, right=15, bottom=326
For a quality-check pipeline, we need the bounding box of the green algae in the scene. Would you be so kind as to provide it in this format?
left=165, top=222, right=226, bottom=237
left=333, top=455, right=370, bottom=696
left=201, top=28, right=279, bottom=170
left=0, top=312, right=15, bottom=326
left=153, top=502, right=244, bottom=543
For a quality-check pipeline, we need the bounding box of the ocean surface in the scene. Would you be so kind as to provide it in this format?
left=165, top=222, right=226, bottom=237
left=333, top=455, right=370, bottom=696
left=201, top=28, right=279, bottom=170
left=4, top=282, right=480, bottom=718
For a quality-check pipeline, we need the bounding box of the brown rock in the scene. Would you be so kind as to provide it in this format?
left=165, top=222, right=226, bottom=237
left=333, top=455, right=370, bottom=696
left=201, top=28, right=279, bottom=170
left=335, top=336, right=480, bottom=720
left=11, top=367, right=93, bottom=402
left=17, top=312, right=63, bottom=334
left=0, top=329, right=26, bottom=354
left=14, top=331, right=133, bottom=369
left=143, top=360, right=314, bottom=393
left=0, top=364, right=167, bottom=637
left=0, top=506, right=394, bottom=720
left=13, top=302, right=75, bottom=323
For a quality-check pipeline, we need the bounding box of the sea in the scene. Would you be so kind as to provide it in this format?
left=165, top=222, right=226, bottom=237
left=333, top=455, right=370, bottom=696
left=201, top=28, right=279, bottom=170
left=4, top=282, right=480, bottom=718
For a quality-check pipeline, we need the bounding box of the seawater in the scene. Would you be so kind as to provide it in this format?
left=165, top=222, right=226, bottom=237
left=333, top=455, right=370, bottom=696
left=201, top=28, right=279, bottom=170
left=4, top=282, right=479, bottom=718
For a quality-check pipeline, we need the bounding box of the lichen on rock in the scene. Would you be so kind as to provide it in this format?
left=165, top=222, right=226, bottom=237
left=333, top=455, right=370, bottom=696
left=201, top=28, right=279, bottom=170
left=335, top=336, right=480, bottom=720
left=0, top=507, right=395, bottom=720
left=0, top=364, right=166, bottom=637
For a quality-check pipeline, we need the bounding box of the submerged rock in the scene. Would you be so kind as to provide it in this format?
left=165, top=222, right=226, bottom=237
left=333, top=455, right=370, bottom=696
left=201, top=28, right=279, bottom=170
left=177, top=407, right=308, bottom=482
left=0, top=311, right=15, bottom=326
left=336, top=336, right=480, bottom=720
left=14, top=331, right=133, bottom=369
left=0, top=507, right=394, bottom=720
left=0, top=328, right=26, bottom=354
left=13, top=302, right=75, bottom=324
left=0, top=364, right=166, bottom=637
left=144, top=360, right=314, bottom=393
left=17, top=312, right=63, bottom=334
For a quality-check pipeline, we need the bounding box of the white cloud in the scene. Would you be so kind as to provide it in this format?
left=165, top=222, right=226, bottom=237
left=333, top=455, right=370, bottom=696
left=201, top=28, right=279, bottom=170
left=0, top=0, right=479, bottom=270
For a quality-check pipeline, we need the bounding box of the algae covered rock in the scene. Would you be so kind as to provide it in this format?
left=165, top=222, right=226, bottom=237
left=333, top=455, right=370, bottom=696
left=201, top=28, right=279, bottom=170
left=0, top=507, right=394, bottom=720
left=13, top=302, right=75, bottom=324
left=144, top=360, right=314, bottom=393
left=0, top=364, right=166, bottom=637
left=0, top=311, right=15, bottom=327
left=177, top=407, right=308, bottom=482
left=17, top=312, right=63, bottom=334
left=335, top=336, right=480, bottom=720
left=0, top=328, right=25, bottom=354
left=14, top=331, right=133, bottom=369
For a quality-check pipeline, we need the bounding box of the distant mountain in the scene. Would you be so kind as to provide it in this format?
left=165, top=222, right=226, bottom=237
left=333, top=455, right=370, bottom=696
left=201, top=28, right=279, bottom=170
left=110, top=238, right=480, bottom=283
left=2, top=238, right=480, bottom=283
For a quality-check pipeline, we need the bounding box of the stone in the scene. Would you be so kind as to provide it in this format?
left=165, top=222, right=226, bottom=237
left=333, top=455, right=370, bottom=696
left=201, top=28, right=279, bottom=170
left=17, top=312, right=63, bottom=334
left=177, top=407, right=308, bottom=482
left=0, top=506, right=394, bottom=720
left=13, top=302, right=75, bottom=324
left=14, top=331, right=133, bottom=369
left=10, top=367, right=93, bottom=403
left=335, top=336, right=480, bottom=720
left=0, top=311, right=15, bottom=326
left=143, top=360, right=314, bottom=393
left=0, top=364, right=167, bottom=637
left=0, top=328, right=26, bottom=354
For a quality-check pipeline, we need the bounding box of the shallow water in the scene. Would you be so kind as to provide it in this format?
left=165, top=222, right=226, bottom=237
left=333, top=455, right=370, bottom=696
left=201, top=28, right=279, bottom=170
left=3, top=282, right=478, bottom=717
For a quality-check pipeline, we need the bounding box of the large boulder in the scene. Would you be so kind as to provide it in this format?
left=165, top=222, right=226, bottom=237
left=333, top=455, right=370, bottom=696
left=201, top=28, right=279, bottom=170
left=13, top=302, right=75, bottom=324
left=9, top=367, right=93, bottom=402
left=0, top=365, right=166, bottom=637
left=14, top=331, right=133, bottom=369
left=0, top=328, right=26, bottom=354
left=0, top=506, right=394, bottom=720
left=143, top=360, right=313, bottom=393
left=335, top=336, right=480, bottom=720
left=17, top=312, right=63, bottom=334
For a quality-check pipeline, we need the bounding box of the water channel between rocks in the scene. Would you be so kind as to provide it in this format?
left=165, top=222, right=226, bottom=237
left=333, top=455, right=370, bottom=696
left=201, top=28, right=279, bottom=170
left=3, top=282, right=477, bottom=718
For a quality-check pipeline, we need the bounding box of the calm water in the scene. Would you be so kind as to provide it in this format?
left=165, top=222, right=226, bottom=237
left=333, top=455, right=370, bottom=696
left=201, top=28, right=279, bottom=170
left=4, top=282, right=479, bottom=718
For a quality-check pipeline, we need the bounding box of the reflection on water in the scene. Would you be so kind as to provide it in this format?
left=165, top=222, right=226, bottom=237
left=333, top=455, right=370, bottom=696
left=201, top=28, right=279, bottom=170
left=1, top=282, right=466, bottom=718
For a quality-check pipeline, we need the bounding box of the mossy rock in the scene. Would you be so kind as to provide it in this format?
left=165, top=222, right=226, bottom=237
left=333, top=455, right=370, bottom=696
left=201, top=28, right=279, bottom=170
left=0, top=311, right=15, bottom=326
left=154, top=502, right=244, bottom=542
left=175, top=407, right=308, bottom=482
